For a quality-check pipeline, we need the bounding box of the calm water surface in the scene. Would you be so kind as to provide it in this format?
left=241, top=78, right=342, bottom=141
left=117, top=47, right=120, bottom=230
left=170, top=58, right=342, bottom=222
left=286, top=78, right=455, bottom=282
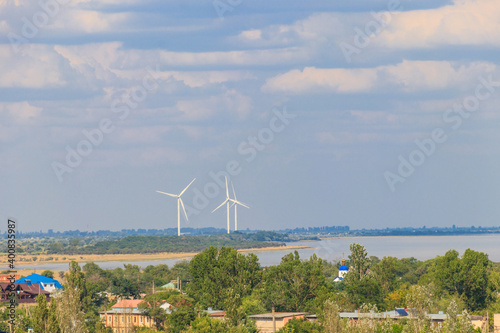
left=4, top=235, right=499, bottom=271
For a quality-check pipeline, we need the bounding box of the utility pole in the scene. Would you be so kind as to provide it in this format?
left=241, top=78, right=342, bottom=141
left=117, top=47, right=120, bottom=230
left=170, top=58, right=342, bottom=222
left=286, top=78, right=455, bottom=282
left=272, top=304, right=276, bottom=332
left=485, top=309, right=489, bottom=333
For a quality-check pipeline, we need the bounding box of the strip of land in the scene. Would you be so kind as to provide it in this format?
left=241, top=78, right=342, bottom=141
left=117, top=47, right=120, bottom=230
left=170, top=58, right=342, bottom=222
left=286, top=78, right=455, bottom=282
left=0, top=245, right=310, bottom=267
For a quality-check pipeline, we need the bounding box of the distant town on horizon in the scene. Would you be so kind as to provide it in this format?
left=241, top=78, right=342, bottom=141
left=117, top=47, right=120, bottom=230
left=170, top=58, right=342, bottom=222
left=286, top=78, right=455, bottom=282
left=4, top=224, right=500, bottom=238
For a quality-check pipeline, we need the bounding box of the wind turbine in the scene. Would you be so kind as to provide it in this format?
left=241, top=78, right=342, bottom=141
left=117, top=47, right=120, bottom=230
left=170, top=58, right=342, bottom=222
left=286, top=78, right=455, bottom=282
left=212, top=177, right=232, bottom=234
left=157, top=178, right=196, bottom=236
left=229, top=181, right=249, bottom=232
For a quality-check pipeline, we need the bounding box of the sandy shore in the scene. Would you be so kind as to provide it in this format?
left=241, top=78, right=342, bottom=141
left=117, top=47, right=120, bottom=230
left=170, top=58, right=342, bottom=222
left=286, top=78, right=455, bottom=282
left=0, top=245, right=310, bottom=268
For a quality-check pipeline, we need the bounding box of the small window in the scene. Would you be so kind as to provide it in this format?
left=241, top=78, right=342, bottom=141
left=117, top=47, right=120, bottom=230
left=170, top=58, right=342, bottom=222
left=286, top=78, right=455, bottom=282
left=134, top=317, right=137, bottom=323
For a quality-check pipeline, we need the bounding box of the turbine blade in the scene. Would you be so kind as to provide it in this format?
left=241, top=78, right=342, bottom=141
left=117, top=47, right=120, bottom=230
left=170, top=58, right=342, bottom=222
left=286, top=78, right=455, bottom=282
left=212, top=199, right=229, bottom=213
left=180, top=178, right=196, bottom=197
left=225, top=177, right=229, bottom=199
left=179, top=198, right=189, bottom=221
left=156, top=191, right=178, bottom=198
left=231, top=181, right=237, bottom=201
left=234, top=200, right=250, bottom=209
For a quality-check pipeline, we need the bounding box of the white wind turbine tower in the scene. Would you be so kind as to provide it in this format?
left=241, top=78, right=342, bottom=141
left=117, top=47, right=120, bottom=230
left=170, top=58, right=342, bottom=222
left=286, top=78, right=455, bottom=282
left=229, top=181, right=249, bottom=232
left=156, top=178, right=196, bottom=237
left=212, top=177, right=232, bottom=233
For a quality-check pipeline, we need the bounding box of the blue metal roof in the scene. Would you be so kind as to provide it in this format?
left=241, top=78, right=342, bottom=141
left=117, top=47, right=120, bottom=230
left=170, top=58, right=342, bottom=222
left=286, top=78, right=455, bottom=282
left=339, top=265, right=349, bottom=270
left=395, top=308, right=408, bottom=316
left=15, top=274, right=63, bottom=289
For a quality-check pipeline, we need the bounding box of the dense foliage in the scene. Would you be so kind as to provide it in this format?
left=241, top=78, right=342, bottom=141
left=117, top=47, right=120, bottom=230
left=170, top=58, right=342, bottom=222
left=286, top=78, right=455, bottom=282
left=2, top=243, right=499, bottom=332
left=44, top=232, right=287, bottom=255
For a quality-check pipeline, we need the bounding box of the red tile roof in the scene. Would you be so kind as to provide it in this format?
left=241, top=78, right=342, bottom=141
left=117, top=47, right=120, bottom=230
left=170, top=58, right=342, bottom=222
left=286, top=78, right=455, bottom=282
left=112, top=299, right=144, bottom=308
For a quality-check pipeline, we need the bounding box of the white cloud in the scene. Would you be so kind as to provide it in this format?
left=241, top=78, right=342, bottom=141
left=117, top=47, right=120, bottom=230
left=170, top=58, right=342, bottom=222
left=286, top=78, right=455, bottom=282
left=0, top=1, right=131, bottom=40
left=235, top=0, right=500, bottom=63
left=262, top=66, right=377, bottom=94
left=112, top=68, right=256, bottom=88
left=377, top=0, right=500, bottom=48
left=236, top=12, right=346, bottom=48
left=0, top=45, right=68, bottom=88
left=239, top=29, right=262, bottom=41
left=262, top=60, right=498, bottom=94
left=0, top=102, right=42, bottom=122
left=49, top=9, right=130, bottom=34
left=54, top=42, right=308, bottom=70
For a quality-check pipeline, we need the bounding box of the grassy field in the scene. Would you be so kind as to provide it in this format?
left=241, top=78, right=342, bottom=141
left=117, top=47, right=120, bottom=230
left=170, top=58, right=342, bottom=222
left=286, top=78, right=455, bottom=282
left=0, top=245, right=310, bottom=267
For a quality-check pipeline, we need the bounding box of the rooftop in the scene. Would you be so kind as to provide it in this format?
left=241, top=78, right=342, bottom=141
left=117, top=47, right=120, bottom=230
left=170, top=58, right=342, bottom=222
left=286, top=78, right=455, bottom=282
left=15, top=274, right=63, bottom=289
left=249, top=312, right=308, bottom=320
left=112, top=299, right=144, bottom=309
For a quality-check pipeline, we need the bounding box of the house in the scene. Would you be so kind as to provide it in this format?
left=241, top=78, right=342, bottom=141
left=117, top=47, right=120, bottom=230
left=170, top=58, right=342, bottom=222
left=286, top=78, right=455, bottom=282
left=160, top=302, right=174, bottom=314
left=0, top=282, right=50, bottom=305
left=248, top=312, right=308, bottom=332
left=15, top=274, right=63, bottom=293
left=494, top=313, right=500, bottom=333
left=470, top=315, right=488, bottom=330
left=339, top=308, right=448, bottom=327
left=159, top=282, right=177, bottom=290
left=100, top=299, right=155, bottom=333
left=0, top=274, right=20, bottom=283
left=205, top=308, right=226, bottom=320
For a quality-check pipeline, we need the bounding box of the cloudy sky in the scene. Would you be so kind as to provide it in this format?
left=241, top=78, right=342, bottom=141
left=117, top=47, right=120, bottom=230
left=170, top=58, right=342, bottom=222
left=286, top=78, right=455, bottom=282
left=1, top=0, right=500, bottom=233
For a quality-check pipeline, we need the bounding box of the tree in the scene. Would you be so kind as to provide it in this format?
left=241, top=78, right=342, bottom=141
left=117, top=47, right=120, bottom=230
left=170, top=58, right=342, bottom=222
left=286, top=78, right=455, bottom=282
left=343, top=244, right=383, bottom=308
left=345, top=275, right=383, bottom=309
left=277, top=318, right=322, bottom=333
left=166, top=299, right=196, bottom=333
left=65, top=261, right=108, bottom=333
left=41, top=270, right=54, bottom=279
left=143, top=263, right=171, bottom=288
left=57, top=287, right=88, bottom=333
left=139, top=290, right=184, bottom=329
left=185, top=317, right=229, bottom=333
left=10, top=308, right=32, bottom=333
left=187, top=246, right=261, bottom=310
left=32, top=294, right=59, bottom=333
left=260, top=252, right=326, bottom=312
left=322, top=300, right=344, bottom=333
left=405, top=284, right=433, bottom=332
left=443, top=299, right=475, bottom=333
left=171, top=260, right=192, bottom=282
left=66, top=261, right=87, bottom=301
left=427, top=250, right=461, bottom=294
left=371, top=256, right=402, bottom=293
left=424, top=249, right=492, bottom=311
left=48, top=299, right=61, bottom=333
left=458, top=249, right=491, bottom=311
left=348, top=243, right=369, bottom=280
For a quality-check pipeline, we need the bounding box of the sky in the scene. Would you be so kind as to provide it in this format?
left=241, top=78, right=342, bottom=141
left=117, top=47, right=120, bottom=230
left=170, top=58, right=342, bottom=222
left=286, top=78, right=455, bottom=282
left=1, top=0, right=500, bottom=233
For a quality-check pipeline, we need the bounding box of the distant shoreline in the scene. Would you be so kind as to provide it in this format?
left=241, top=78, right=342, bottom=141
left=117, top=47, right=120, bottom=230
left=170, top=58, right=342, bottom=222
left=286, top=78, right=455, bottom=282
left=318, top=234, right=500, bottom=240
left=0, top=245, right=310, bottom=267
